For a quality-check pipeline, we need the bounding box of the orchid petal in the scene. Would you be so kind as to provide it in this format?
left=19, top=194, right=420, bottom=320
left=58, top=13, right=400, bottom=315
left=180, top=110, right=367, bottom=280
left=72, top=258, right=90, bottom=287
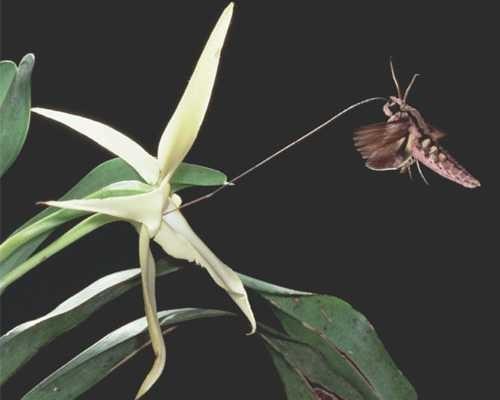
left=154, top=195, right=256, bottom=333
left=43, top=188, right=165, bottom=237
left=135, top=225, right=166, bottom=399
left=32, top=107, right=160, bottom=184
left=157, top=3, right=234, bottom=181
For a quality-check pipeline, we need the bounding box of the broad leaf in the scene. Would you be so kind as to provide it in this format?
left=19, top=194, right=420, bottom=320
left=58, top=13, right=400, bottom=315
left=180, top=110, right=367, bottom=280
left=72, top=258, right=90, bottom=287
left=0, top=54, right=35, bottom=177
left=269, top=295, right=415, bottom=400
left=240, top=275, right=417, bottom=400
left=22, top=308, right=230, bottom=400
left=263, top=335, right=328, bottom=400
left=0, top=260, right=180, bottom=384
left=261, top=315, right=378, bottom=400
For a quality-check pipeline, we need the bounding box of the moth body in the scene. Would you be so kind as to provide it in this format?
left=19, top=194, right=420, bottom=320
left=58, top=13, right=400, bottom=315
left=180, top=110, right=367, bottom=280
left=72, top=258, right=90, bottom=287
left=353, top=62, right=480, bottom=188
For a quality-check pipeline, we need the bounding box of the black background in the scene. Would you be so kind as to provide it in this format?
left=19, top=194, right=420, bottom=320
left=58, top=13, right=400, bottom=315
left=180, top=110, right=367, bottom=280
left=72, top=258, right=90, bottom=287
left=1, top=1, right=498, bottom=399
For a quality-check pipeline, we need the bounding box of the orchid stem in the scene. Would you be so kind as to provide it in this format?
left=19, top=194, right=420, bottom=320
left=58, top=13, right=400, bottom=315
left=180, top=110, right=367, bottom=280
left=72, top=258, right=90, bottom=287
left=0, top=214, right=116, bottom=294
left=173, top=97, right=386, bottom=213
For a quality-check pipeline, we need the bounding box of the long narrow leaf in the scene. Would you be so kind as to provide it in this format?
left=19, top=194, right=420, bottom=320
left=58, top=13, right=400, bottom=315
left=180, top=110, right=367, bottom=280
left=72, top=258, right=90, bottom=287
left=0, top=215, right=117, bottom=294
left=22, top=308, right=231, bottom=400
left=0, top=159, right=226, bottom=279
left=3, top=263, right=416, bottom=399
left=0, top=180, right=150, bottom=268
left=0, top=260, right=180, bottom=384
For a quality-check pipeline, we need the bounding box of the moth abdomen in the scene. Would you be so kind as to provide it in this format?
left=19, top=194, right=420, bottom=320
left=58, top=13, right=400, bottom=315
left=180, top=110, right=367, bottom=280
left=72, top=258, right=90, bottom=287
left=412, top=137, right=480, bottom=188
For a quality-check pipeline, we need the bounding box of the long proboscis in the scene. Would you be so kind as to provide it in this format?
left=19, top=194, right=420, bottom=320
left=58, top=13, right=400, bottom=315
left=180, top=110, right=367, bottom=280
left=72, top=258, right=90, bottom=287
left=167, top=97, right=387, bottom=214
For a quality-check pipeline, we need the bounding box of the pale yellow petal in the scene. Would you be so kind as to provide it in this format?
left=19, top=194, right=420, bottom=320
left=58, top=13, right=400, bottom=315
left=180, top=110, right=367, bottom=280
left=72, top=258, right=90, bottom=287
left=135, top=225, right=166, bottom=399
left=43, top=189, right=164, bottom=237
left=154, top=197, right=256, bottom=333
left=157, top=3, right=234, bottom=180
left=32, top=107, right=160, bottom=184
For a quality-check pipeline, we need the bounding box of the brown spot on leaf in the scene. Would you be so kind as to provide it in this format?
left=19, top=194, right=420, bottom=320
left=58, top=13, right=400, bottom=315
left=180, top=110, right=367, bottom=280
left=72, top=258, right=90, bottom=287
left=314, top=387, right=340, bottom=400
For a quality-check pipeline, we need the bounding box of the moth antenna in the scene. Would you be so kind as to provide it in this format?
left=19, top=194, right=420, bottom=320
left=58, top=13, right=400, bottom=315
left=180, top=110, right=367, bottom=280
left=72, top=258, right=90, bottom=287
left=403, top=73, right=420, bottom=102
left=390, top=57, right=403, bottom=99
left=407, top=164, right=413, bottom=181
left=415, top=159, right=430, bottom=185
left=165, top=97, right=387, bottom=215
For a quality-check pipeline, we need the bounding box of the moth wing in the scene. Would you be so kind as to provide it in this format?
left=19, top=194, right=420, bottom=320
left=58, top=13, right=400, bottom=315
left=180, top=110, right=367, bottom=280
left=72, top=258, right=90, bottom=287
left=353, top=120, right=411, bottom=170
left=366, top=138, right=410, bottom=170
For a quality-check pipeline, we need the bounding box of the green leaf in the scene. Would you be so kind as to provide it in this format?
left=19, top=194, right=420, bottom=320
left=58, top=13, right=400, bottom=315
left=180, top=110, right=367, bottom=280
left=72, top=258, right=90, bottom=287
left=0, top=182, right=147, bottom=282
left=272, top=296, right=415, bottom=400
left=0, top=54, right=35, bottom=177
left=264, top=341, right=317, bottom=400
left=0, top=61, right=17, bottom=106
left=16, top=159, right=223, bottom=231
left=0, top=158, right=140, bottom=274
left=261, top=314, right=378, bottom=400
left=0, top=260, right=180, bottom=384
left=1, top=262, right=415, bottom=399
left=171, top=162, right=228, bottom=189
left=0, top=159, right=227, bottom=278
left=239, top=273, right=311, bottom=296
left=246, top=276, right=417, bottom=400
left=22, top=308, right=230, bottom=400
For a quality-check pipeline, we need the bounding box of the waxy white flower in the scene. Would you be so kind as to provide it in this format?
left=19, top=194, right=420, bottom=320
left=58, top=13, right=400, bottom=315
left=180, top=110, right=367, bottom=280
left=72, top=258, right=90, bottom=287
left=32, top=4, right=255, bottom=398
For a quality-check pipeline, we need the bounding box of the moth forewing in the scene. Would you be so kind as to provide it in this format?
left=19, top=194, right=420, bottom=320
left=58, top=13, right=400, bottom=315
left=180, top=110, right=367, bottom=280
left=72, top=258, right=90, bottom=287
left=353, top=120, right=411, bottom=170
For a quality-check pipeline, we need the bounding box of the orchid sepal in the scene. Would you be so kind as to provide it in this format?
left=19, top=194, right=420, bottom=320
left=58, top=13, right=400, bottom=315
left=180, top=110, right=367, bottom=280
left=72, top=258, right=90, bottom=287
left=32, top=107, right=160, bottom=184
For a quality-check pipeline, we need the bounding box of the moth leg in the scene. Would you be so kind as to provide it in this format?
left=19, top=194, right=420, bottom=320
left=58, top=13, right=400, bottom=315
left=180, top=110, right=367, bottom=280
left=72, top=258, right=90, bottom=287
left=415, top=159, right=430, bottom=186
left=407, top=163, right=413, bottom=180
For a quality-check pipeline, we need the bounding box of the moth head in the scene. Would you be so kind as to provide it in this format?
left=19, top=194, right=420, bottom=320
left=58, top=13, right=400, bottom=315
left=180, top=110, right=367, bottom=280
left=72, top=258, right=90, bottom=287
left=383, top=96, right=404, bottom=117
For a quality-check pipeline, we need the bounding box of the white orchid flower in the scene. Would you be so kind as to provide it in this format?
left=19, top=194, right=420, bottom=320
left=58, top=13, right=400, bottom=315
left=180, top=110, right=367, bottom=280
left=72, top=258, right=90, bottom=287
left=32, top=3, right=255, bottom=398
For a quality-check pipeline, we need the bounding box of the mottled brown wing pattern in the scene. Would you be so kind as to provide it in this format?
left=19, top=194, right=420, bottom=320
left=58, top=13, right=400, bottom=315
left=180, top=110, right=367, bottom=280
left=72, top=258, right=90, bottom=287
left=353, top=120, right=411, bottom=170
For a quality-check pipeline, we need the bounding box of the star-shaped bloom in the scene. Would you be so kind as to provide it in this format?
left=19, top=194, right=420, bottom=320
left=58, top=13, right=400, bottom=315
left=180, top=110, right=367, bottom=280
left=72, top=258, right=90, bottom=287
left=32, top=4, right=255, bottom=398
